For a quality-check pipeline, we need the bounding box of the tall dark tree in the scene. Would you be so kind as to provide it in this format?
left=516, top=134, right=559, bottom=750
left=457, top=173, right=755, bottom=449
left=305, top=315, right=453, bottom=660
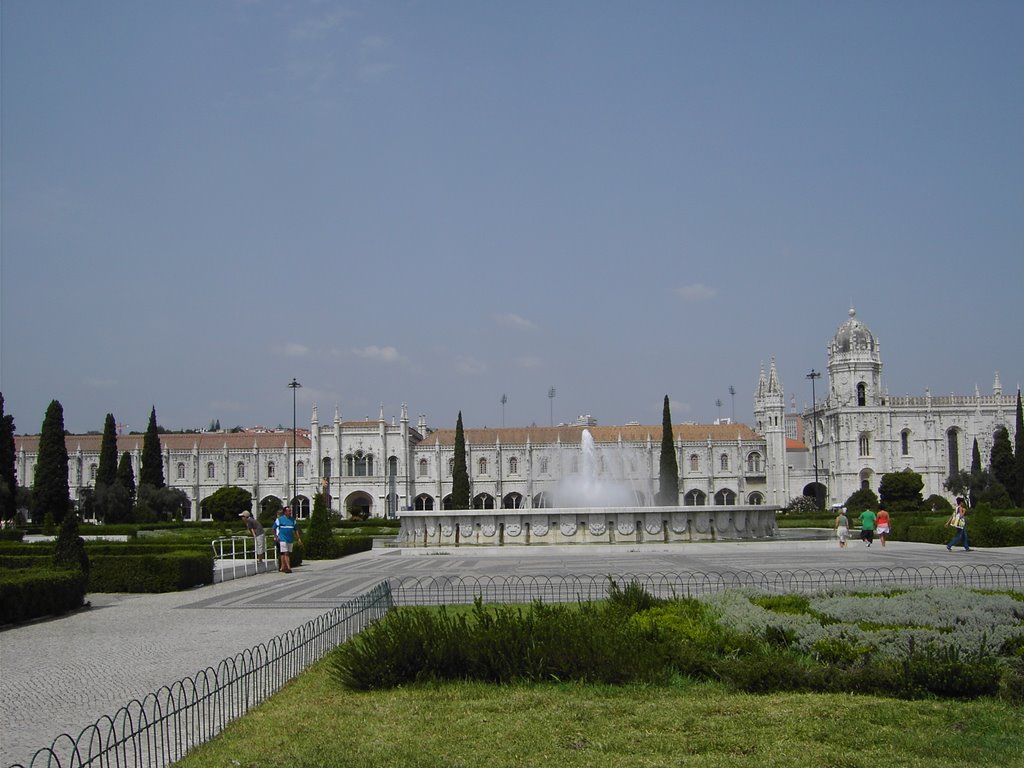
left=1014, top=388, right=1024, bottom=507
left=0, top=393, right=17, bottom=522
left=657, top=395, right=679, bottom=505
left=451, top=411, right=470, bottom=510
left=117, top=451, right=136, bottom=503
left=969, top=438, right=985, bottom=508
left=140, top=406, right=165, bottom=489
left=990, top=425, right=1016, bottom=502
left=96, top=413, right=118, bottom=488
left=34, top=399, right=71, bottom=526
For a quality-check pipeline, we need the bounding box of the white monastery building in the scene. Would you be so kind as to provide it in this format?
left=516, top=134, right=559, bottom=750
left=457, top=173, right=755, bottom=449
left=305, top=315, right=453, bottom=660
left=12, top=310, right=1018, bottom=521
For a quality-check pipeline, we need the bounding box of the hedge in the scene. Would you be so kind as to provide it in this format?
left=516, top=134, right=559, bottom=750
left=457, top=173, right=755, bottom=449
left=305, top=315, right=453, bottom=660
left=0, top=567, right=87, bottom=625
left=88, top=551, right=214, bottom=592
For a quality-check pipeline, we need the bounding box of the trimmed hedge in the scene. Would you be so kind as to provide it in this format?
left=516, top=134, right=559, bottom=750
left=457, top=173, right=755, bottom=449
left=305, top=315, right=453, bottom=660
left=88, top=551, right=214, bottom=592
left=0, top=567, right=87, bottom=625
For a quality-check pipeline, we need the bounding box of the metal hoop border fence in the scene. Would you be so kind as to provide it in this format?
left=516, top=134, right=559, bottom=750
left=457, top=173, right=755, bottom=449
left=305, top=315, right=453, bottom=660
left=11, top=581, right=393, bottom=768
left=10, top=563, right=1022, bottom=768
left=389, top=563, right=1024, bottom=605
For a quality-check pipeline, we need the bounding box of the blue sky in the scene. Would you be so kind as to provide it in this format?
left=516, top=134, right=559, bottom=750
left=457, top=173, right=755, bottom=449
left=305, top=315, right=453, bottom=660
left=2, top=1, right=1022, bottom=435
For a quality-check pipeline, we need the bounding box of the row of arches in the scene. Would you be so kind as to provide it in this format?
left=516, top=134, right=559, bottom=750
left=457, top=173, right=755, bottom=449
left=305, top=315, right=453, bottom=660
left=412, top=488, right=765, bottom=511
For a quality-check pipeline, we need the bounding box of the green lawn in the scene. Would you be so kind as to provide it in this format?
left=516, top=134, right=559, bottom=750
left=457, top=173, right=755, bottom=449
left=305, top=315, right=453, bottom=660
left=176, top=659, right=1023, bottom=768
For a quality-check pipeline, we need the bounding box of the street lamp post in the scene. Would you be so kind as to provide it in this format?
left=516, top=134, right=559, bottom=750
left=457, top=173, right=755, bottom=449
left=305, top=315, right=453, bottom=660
left=501, top=394, right=507, bottom=428
left=288, top=378, right=302, bottom=509
left=806, top=369, right=821, bottom=509
left=728, top=385, right=736, bottom=422
left=548, top=387, right=556, bottom=427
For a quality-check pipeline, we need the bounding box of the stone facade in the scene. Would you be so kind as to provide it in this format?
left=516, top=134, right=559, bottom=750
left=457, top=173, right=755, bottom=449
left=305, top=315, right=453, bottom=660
left=11, top=308, right=1018, bottom=521
left=756, top=308, right=1018, bottom=507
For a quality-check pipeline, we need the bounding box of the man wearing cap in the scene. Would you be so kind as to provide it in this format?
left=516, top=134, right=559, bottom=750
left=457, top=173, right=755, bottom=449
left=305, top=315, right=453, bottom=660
left=239, top=510, right=266, bottom=564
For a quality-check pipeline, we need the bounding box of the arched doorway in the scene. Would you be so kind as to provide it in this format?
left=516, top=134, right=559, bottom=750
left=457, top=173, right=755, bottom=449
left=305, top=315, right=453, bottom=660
left=345, top=491, right=374, bottom=520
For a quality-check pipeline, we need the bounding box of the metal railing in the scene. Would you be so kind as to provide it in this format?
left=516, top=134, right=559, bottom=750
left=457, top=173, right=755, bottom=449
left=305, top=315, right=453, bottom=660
left=211, top=535, right=274, bottom=582
left=11, top=581, right=393, bottom=768
left=390, top=563, right=1024, bottom=605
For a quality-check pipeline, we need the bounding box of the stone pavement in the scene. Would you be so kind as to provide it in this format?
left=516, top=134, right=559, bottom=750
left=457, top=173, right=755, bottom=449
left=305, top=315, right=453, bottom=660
left=2, top=536, right=1023, bottom=766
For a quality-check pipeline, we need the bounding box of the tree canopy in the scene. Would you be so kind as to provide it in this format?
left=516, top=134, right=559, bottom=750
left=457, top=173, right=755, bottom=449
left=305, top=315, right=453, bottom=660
left=203, top=485, right=252, bottom=522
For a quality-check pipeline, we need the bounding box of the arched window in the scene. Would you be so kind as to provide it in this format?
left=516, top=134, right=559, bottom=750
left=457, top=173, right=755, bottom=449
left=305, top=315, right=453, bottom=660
left=354, top=452, right=368, bottom=477
left=509, top=457, right=518, bottom=474
left=747, top=492, right=764, bottom=505
left=296, top=461, right=305, bottom=478
left=947, top=429, right=960, bottom=476
left=89, top=464, right=97, bottom=481
left=267, top=461, right=275, bottom=478
left=448, top=458, right=455, bottom=476
left=857, top=382, right=867, bottom=406
left=478, top=457, right=488, bottom=475
left=714, top=488, right=736, bottom=505
left=540, top=457, right=549, bottom=474
left=690, top=454, right=699, bottom=472
left=746, top=452, right=762, bottom=473
left=177, top=462, right=186, bottom=480
left=207, top=462, right=216, bottom=479
left=236, top=462, right=245, bottom=479
left=684, top=489, right=707, bottom=506
left=322, top=457, right=332, bottom=478
left=901, top=429, right=910, bottom=455
left=858, top=433, right=870, bottom=457
left=418, top=458, right=428, bottom=477
left=388, top=456, right=398, bottom=476
left=720, top=454, right=729, bottom=471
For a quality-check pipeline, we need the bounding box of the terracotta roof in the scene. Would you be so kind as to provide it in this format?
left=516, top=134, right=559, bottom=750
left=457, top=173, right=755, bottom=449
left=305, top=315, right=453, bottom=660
left=787, top=438, right=809, bottom=451
left=417, top=423, right=762, bottom=448
left=14, top=432, right=311, bottom=453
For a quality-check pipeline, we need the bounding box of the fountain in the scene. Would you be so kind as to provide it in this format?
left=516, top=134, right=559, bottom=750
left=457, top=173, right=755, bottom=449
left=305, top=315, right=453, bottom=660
left=397, top=428, right=778, bottom=547
left=553, top=429, right=646, bottom=507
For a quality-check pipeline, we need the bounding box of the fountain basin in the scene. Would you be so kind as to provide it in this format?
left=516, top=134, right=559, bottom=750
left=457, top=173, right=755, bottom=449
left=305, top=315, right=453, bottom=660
left=397, top=505, right=779, bottom=547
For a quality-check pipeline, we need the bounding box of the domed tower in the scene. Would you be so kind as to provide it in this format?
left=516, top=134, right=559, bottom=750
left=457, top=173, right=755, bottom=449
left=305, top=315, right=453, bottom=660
left=827, top=307, right=883, bottom=407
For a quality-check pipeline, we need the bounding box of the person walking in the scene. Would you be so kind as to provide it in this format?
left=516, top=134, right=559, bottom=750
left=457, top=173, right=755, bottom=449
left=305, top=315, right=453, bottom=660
left=875, top=507, right=890, bottom=547
left=946, top=497, right=971, bottom=551
left=859, top=507, right=876, bottom=547
left=273, top=506, right=303, bottom=573
left=834, top=506, right=850, bottom=549
left=239, top=510, right=266, bottom=563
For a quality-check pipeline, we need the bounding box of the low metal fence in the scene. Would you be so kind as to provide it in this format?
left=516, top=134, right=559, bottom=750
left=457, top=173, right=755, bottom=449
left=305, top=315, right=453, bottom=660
left=10, top=563, right=1022, bottom=767
left=11, top=581, right=393, bottom=768
left=390, top=563, right=1024, bottom=605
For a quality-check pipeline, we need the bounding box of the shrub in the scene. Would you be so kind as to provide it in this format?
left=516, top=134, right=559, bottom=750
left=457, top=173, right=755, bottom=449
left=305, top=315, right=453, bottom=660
left=784, top=496, right=820, bottom=515
left=845, top=487, right=880, bottom=512
left=925, top=494, right=953, bottom=514
left=88, top=551, right=213, bottom=592
left=0, top=567, right=87, bottom=624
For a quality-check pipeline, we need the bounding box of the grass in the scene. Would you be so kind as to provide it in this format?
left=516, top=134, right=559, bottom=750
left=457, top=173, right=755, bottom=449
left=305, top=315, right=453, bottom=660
left=176, top=657, right=1023, bottom=768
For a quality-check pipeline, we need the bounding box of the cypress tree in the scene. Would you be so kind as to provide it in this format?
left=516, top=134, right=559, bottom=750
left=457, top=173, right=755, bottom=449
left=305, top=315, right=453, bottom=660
left=34, top=399, right=71, bottom=526
left=657, top=395, right=679, bottom=505
left=1015, top=388, right=1024, bottom=507
left=305, top=490, right=336, bottom=558
left=140, top=406, right=165, bottom=489
left=96, top=413, right=118, bottom=488
left=117, top=451, right=136, bottom=503
left=0, top=394, right=16, bottom=522
left=451, top=411, right=470, bottom=510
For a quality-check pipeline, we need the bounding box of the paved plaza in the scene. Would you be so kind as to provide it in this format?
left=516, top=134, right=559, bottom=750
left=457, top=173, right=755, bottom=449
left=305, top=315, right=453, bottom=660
left=2, top=536, right=1024, bottom=766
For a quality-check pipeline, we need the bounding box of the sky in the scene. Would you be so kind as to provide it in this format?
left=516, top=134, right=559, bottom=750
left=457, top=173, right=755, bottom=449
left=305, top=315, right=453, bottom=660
left=1, top=1, right=1022, bottom=436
